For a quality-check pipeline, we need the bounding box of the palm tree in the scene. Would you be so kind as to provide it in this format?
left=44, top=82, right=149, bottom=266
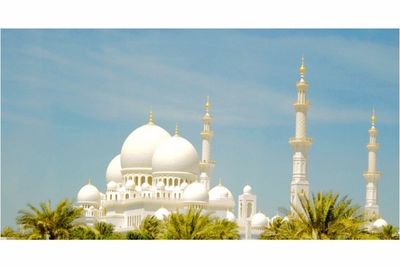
left=260, top=217, right=300, bottom=240
left=126, top=230, right=149, bottom=240
left=70, top=225, right=97, bottom=240
left=376, top=225, right=399, bottom=240
left=139, top=215, right=163, bottom=239
left=290, top=192, right=368, bottom=240
left=162, top=207, right=215, bottom=239
left=93, top=221, right=115, bottom=239
left=208, top=218, right=240, bottom=240
left=16, top=199, right=82, bottom=239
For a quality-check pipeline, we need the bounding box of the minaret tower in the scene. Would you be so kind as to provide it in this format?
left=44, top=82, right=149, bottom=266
left=363, top=109, right=381, bottom=218
left=199, top=96, right=215, bottom=190
left=289, top=56, right=313, bottom=211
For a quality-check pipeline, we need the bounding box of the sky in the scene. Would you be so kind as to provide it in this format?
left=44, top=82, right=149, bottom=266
left=1, top=29, right=399, bottom=228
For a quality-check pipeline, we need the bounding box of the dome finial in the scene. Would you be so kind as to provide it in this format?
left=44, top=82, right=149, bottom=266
left=299, top=55, right=306, bottom=78
left=371, top=107, right=376, bottom=127
left=175, top=122, right=179, bottom=136
left=218, top=178, right=222, bottom=185
left=149, top=107, right=154, bottom=125
left=88, top=179, right=91, bottom=185
left=205, top=96, right=211, bottom=112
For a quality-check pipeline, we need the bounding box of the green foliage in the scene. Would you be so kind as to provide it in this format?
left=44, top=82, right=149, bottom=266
left=70, top=225, right=97, bottom=240
left=160, top=207, right=240, bottom=240
left=374, top=224, right=399, bottom=240
left=93, top=221, right=115, bottom=239
left=16, top=199, right=83, bottom=240
left=261, top=192, right=373, bottom=240
left=126, top=230, right=149, bottom=240
left=139, top=215, right=163, bottom=239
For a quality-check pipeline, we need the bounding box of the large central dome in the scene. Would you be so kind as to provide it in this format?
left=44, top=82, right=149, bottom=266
left=152, top=135, right=199, bottom=174
left=121, top=123, right=171, bottom=170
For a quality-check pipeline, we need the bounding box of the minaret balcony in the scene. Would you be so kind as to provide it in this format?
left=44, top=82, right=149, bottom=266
left=367, top=143, right=379, bottom=151
left=363, top=171, right=381, bottom=182
left=201, top=131, right=213, bottom=139
left=293, top=101, right=310, bottom=111
left=289, top=137, right=312, bottom=147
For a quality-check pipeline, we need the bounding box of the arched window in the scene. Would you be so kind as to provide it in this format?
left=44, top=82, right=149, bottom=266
left=109, top=194, right=112, bottom=200
left=157, top=192, right=160, bottom=198
left=168, top=178, right=173, bottom=186
left=148, top=176, right=153, bottom=185
left=115, top=194, right=118, bottom=200
left=141, top=176, right=145, bottom=185
left=174, top=179, right=178, bottom=186
left=134, top=176, right=138, bottom=185
left=126, top=194, right=129, bottom=199
left=129, top=176, right=132, bottom=181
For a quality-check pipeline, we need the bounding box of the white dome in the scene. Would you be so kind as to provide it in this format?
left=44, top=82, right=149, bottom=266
left=77, top=183, right=101, bottom=204
left=105, top=154, right=123, bottom=183
left=156, top=181, right=165, bottom=190
left=142, top=182, right=150, bottom=191
left=152, top=135, right=199, bottom=174
left=121, top=123, right=171, bottom=169
left=180, top=181, right=188, bottom=190
left=154, top=207, right=170, bottom=220
left=251, top=212, right=269, bottom=227
left=183, top=182, right=208, bottom=203
left=373, top=218, right=388, bottom=228
left=107, top=181, right=117, bottom=191
left=209, top=184, right=233, bottom=201
left=243, top=185, right=252, bottom=194
left=126, top=180, right=135, bottom=189
left=226, top=211, right=236, bottom=222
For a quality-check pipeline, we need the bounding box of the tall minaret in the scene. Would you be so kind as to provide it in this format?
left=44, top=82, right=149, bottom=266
left=363, top=109, right=381, bottom=218
left=199, top=96, right=215, bottom=190
left=289, top=56, right=313, bottom=212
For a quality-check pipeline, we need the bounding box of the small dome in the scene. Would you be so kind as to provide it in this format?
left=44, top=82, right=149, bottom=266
left=243, top=185, right=252, bottom=194
left=226, top=211, right=236, bottom=222
left=183, top=182, right=208, bottom=203
left=180, top=181, right=188, bottom=190
left=154, top=207, right=170, bottom=220
left=141, top=182, right=150, bottom=191
left=77, top=183, right=101, bottom=204
left=120, top=124, right=171, bottom=169
left=251, top=212, right=269, bottom=227
left=126, top=180, right=135, bottom=189
left=89, top=205, right=95, bottom=210
left=107, top=181, right=118, bottom=191
left=209, top=184, right=233, bottom=201
left=373, top=218, right=388, bottom=228
left=105, top=154, right=123, bottom=183
left=156, top=181, right=165, bottom=190
left=152, top=135, right=199, bottom=175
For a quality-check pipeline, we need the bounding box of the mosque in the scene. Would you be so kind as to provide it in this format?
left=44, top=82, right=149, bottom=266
left=75, top=58, right=388, bottom=238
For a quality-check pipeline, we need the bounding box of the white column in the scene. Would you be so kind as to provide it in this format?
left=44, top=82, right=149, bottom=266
left=363, top=110, right=381, bottom=218
left=200, top=96, right=215, bottom=188
left=289, top=57, right=312, bottom=212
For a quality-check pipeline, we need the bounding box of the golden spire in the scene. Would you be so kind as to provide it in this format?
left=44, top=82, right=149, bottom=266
left=175, top=123, right=179, bottom=136
left=88, top=179, right=91, bottom=185
left=149, top=107, right=154, bottom=125
left=299, top=55, right=306, bottom=78
left=371, top=108, right=376, bottom=127
left=205, top=96, right=211, bottom=112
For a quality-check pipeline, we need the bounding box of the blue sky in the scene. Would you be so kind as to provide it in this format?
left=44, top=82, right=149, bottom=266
left=1, top=29, right=398, bottom=228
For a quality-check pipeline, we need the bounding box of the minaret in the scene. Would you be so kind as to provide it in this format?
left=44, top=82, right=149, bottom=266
left=363, top=109, right=381, bottom=218
left=199, top=96, right=215, bottom=190
left=289, top=56, right=313, bottom=212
